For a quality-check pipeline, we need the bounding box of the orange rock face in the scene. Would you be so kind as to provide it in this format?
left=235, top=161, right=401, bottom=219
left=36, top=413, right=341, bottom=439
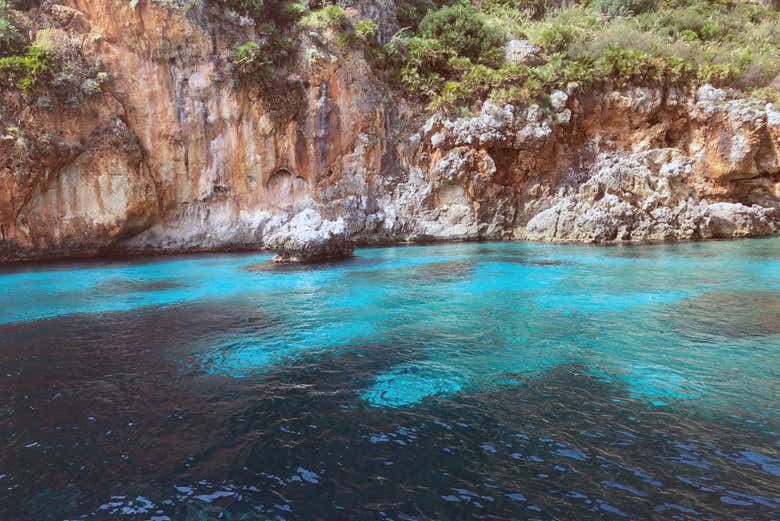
left=0, top=1, right=777, bottom=261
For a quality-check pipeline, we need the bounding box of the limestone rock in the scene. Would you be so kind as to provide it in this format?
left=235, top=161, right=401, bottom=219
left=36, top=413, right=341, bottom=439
left=522, top=149, right=776, bottom=243
left=692, top=85, right=778, bottom=182
left=704, top=202, right=776, bottom=238
left=433, top=102, right=516, bottom=149
left=550, top=90, right=568, bottom=112
left=265, top=208, right=355, bottom=263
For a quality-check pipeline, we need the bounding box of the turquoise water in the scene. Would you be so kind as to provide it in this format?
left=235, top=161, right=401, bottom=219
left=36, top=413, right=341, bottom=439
left=2, top=238, right=778, bottom=415
left=1, top=238, right=778, bottom=519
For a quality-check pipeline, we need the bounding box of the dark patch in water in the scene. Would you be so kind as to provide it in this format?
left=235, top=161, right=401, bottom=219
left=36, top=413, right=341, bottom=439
left=345, top=260, right=475, bottom=288
left=413, top=260, right=475, bottom=282
left=668, top=290, right=780, bottom=338
left=1, top=306, right=778, bottom=520
left=91, top=278, right=185, bottom=295
left=491, top=256, right=568, bottom=267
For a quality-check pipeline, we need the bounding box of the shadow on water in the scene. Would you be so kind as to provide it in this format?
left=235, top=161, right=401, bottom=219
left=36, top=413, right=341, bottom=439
left=90, top=278, right=187, bottom=296
left=665, top=290, right=780, bottom=338
left=0, top=304, right=778, bottom=520
left=343, top=260, right=477, bottom=288
left=490, top=256, right=569, bottom=267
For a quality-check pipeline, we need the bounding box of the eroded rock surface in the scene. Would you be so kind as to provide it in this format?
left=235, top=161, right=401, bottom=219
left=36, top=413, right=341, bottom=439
left=522, top=149, right=776, bottom=242
left=265, top=208, right=354, bottom=263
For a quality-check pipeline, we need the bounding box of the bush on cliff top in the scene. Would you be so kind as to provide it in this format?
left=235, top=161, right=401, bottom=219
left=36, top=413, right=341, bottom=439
left=591, top=0, right=658, bottom=17
left=418, top=2, right=504, bottom=64
left=90, top=0, right=780, bottom=111
left=382, top=1, right=507, bottom=99
left=386, top=0, right=780, bottom=113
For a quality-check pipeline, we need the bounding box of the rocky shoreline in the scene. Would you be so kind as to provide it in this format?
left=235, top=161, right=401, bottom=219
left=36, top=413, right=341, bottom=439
left=1, top=2, right=778, bottom=264
left=2, top=231, right=778, bottom=267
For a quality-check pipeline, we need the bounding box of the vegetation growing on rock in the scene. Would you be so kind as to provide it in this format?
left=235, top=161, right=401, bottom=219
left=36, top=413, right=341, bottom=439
left=0, top=45, right=50, bottom=93
left=0, top=0, right=24, bottom=56
left=36, top=0, right=773, bottom=114
left=385, top=0, right=779, bottom=112
left=0, top=2, right=110, bottom=100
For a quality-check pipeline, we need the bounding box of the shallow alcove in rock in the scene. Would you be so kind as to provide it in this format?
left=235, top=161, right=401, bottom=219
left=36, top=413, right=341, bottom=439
left=264, top=208, right=355, bottom=264
left=266, top=168, right=309, bottom=207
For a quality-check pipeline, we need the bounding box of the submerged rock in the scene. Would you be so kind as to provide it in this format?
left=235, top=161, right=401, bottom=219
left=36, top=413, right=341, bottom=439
left=265, top=208, right=354, bottom=263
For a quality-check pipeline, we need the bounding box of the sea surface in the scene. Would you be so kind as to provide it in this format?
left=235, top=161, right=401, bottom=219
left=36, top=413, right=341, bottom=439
left=1, top=238, right=779, bottom=520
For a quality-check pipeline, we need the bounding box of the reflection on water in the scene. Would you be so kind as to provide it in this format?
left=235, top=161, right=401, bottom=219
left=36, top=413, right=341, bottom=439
left=0, top=237, right=778, bottom=519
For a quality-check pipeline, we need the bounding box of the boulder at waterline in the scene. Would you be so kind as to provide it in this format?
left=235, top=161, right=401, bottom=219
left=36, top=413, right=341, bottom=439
left=265, top=208, right=355, bottom=264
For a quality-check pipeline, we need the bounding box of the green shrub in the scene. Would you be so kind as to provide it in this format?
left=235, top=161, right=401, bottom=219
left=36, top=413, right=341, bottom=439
left=233, top=31, right=293, bottom=82
left=232, top=40, right=274, bottom=83
left=0, top=54, right=24, bottom=81
left=277, top=1, right=307, bottom=24
left=219, top=0, right=265, bottom=19
left=0, top=0, right=24, bottom=57
left=482, top=0, right=549, bottom=20
left=336, top=30, right=360, bottom=48
left=592, top=45, right=654, bottom=84
left=216, top=0, right=310, bottom=91
left=388, top=0, right=778, bottom=112
left=322, top=4, right=348, bottom=26
left=697, top=60, right=740, bottom=86
left=301, top=4, right=350, bottom=30
left=592, top=0, right=657, bottom=17
left=418, top=2, right=504, bottom=65
left=396, top=0, right=436, bottom=31
left=221, top=0, right=305, bottom=90
left=400, top=64, right=445, bottom=97
left=751, top=86, right=780, bottom=105
left=355, top=19, right=378, bottom=42
left=532, top=21, right=578, bottom=52
left=403, top=36, right=452, bottom=71
left=0, top=46, right=52, bottom=93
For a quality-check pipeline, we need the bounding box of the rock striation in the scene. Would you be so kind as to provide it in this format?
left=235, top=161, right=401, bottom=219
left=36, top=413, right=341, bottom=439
left=0, top=1, right=778, bottom=262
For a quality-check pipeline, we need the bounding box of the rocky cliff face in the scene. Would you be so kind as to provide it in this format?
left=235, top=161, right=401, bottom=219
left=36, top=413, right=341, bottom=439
left=1, top=0, right=778, bottom=262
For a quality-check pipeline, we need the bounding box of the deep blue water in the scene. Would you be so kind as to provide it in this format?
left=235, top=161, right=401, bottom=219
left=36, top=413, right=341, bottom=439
left=0, top=238, right=779, bottom=520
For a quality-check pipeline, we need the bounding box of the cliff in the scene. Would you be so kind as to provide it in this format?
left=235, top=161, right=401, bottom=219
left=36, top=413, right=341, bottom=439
left=0, top=0, right=778, bottom=262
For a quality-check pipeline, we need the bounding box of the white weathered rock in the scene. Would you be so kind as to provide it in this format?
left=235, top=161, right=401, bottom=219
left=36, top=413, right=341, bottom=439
left=435, top=102, right=516, bottom=149
left=504, top=39, right=545, bottom=66
left=264, top=208, right=355, bottom=263
left=690, top=92, right=778, bottom=181
left=550, top=90, right=568, bottom=112
left=704, top=202, right=776, bottom=238
left=521, top=149, right=776, bottom=243
left=696, top=84, right=728, bottom=104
